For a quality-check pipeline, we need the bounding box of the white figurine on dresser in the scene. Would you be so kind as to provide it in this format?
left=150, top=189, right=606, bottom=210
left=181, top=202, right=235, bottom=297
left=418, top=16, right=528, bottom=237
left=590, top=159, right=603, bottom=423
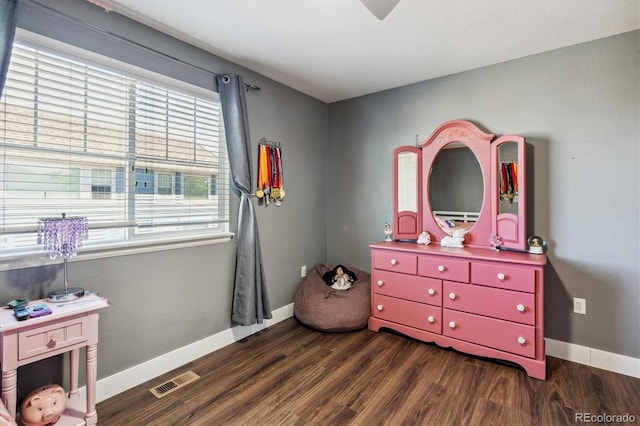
left=384, top=223, right=393, bottom=241
left=440, top=229, right=466, bottom=248
left=417, top=231, right=431, bottom=245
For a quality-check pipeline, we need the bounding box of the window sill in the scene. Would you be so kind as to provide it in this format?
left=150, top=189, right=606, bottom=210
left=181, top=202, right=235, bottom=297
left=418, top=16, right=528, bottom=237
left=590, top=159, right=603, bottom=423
left=0, top=232, right=234, bottom=272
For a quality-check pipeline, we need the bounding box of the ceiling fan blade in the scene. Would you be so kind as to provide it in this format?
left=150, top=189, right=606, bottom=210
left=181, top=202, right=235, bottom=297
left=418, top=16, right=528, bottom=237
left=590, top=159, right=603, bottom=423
left=360, top=0, right=401, bottom=20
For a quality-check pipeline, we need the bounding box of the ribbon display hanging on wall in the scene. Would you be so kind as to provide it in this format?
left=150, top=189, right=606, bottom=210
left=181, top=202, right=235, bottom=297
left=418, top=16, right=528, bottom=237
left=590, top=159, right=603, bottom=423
left=255, top=139, right=285, bottom=206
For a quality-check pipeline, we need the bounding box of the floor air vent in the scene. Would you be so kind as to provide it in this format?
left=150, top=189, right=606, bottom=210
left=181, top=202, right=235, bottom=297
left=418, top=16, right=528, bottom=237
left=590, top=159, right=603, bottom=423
left=149, top=370, right=200, bottom=398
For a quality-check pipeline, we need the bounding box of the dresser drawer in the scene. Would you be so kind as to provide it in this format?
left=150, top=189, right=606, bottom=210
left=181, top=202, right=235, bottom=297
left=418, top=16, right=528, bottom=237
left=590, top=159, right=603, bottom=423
left=373, top=270, right=442, bottom=306
left=443, top=281, right=535, bottom=325
left=373, top=294, right=441, bottom=334
left=471, top=263, right=536, bottom=293
left=19, top=317, right=88, bottom=361
left=372, top=250, right=417, bottom=275
left=418, top=256, right=470, bottom=282
left=443, top=309, right=535, bottom=358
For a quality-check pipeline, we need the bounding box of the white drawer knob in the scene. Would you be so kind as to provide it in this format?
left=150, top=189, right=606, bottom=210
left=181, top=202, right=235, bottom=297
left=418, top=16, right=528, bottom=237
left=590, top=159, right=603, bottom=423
left=428, top=288, right=436, bottom=296
left=449, top=292, right=456, bottom=301
left=390, top=259, right=398, bottom=266
left=449, top=321, right=456, bottom=329
left=516, top=304, right=525, bottom=312
left=377, top=280, right=384, bottom=287
left=517, top=336, right=526, bottom=345
left=376, top=304, right=383, bottom=312
left=497, top=273, right=506, bottom=281
left=427, top=316, right=435, bottom=323
left=438, top=265, right=445, bottom=272
left=50, top=334, right=61, bottom=343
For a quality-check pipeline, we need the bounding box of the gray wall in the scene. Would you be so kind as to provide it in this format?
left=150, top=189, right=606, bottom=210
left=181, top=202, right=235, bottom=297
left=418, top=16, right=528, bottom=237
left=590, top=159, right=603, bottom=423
left=328, top=31, right=639, bottom=358
left=0, top=0, right=328, bottom=387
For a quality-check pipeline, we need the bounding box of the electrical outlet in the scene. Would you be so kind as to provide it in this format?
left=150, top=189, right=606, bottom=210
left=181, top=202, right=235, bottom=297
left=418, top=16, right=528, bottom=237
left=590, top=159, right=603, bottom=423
left=573, top=297, right=586, bottom=315
left=301, top=265, right=307, bottom=278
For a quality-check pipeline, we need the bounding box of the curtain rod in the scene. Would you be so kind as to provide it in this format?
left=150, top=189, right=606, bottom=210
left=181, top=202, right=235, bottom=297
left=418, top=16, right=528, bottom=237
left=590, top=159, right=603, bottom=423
left=28, top=0, right=262, bottom=92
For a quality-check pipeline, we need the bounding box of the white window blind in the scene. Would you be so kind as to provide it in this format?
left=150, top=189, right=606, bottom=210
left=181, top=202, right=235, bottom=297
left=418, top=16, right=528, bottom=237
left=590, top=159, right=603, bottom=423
left=0, top=40, right=229, bottom=257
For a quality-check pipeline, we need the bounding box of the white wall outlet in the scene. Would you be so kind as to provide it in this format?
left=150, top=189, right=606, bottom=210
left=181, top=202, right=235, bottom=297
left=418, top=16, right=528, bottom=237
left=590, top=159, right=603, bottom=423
left=573, top=297, right=586, bottom=315
left=301, top=265, right=307, bottom=278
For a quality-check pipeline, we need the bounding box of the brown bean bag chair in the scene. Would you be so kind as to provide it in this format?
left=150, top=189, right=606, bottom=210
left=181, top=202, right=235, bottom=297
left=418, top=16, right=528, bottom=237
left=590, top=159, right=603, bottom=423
left=294, top=263, right=371, bottom=332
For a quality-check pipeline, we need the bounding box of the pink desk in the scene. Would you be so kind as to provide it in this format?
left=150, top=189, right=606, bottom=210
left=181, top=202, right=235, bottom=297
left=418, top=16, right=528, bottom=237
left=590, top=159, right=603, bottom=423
left=0, top=295, right=108, bottom=425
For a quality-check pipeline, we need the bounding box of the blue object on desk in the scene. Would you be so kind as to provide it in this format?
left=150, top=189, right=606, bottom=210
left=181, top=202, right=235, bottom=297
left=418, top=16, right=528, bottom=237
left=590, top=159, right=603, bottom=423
left=27, top=304, right=52, bottom=318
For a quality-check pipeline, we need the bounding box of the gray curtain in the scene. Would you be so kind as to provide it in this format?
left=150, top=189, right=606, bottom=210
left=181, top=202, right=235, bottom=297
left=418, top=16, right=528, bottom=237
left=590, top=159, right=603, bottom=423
left=0, top=0, right=18, bottom=94
left=217, top=73, right=272, bottom=325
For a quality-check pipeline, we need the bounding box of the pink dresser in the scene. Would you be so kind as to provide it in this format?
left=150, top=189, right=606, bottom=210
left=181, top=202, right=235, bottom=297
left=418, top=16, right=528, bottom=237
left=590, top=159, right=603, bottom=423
left=369, top=242, right=547, bottom=380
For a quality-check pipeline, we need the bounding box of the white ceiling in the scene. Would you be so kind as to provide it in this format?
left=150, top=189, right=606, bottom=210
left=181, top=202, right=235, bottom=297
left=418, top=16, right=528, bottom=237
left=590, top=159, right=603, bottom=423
left=101, top=0, right=640, bottom=103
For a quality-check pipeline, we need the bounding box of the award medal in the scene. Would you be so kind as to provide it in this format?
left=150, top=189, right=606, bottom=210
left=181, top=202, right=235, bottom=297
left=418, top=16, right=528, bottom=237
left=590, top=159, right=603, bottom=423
left=256, top=141, right=284, bottom=206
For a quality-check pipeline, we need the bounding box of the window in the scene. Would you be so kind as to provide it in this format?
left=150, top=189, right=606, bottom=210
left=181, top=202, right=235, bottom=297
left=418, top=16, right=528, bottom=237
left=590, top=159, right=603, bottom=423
left=157, top=173, right=173, bottom=196
left=91, top=169, right=112, bottom=199
left=0, top=35, right=230, bottom=259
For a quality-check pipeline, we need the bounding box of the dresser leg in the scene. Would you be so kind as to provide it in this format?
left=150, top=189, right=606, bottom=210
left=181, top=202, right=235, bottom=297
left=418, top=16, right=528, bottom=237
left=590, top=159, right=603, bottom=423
left=84, top=344, right=98, bottom=426
left=1, top=369, right=17, bottom=419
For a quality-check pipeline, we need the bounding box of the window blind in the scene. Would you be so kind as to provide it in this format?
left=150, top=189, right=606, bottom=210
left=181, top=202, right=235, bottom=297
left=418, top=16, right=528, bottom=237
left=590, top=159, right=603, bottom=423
left=1, top=41, right=229, bottom=256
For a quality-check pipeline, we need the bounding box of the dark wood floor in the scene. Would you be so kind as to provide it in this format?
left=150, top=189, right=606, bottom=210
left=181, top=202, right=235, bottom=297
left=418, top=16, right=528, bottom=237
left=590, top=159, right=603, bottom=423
left=97, top=318, right=640, bottom=425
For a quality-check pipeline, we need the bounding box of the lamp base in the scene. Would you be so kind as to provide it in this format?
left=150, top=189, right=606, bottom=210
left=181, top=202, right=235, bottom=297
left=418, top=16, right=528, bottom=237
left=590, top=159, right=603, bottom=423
left=47, top=287, right=85, bottom=303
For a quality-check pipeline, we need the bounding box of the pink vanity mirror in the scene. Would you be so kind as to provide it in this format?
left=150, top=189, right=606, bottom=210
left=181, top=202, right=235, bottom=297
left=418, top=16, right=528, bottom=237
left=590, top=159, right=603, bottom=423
left=393, top=120, right=527, bottom=250
left=392, top=146, right=422, bottom=240
left=491, top=136, right=527, bottom=250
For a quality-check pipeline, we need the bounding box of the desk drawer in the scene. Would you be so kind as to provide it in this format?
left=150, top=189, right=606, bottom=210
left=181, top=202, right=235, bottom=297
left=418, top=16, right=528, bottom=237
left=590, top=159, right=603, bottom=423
left=471, top=263, right=535, bottom=293
left=19, top=317, right=88, bottom=360
left=373, top=270, right=442, bottom=306
left=443, top=309, right=535, bottom=358
left=372, top=250, right=417, bottom=275
left=373, top=294, right=441, bottom=334
left=418, top=256, right=470, bottom=282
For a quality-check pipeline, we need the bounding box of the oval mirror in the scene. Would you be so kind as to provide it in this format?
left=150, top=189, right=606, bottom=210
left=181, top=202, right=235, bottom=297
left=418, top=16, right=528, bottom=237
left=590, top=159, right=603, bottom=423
left=429, top=143, right=484, bottom=235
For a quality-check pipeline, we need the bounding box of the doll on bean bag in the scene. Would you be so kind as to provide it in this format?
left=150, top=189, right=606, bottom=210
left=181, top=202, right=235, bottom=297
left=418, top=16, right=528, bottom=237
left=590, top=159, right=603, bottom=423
left=322, top=265, right=357, bottom=290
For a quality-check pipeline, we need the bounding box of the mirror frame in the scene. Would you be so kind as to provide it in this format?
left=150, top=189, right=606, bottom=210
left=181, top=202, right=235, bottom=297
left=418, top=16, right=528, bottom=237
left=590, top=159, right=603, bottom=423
left=391, top=120, right=528, bottom=249
left=393, top=145, right=422, bottom=240
left=491, top=135, right=527, bottom=250
left=421, top=120, right=494, bottom=247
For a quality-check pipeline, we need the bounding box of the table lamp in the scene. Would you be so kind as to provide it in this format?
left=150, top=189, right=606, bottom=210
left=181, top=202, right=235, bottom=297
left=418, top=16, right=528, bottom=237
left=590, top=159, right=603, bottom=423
left=37, top=213, right=89, bottom=302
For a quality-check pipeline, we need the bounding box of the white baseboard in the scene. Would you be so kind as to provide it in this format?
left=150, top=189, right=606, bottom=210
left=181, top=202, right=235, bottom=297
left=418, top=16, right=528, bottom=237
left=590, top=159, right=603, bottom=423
left=91, top=312, right=639, bottom=404
left=95, top=303, right=295, bottom=403
left=545, top=338, right=640, bottom=378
